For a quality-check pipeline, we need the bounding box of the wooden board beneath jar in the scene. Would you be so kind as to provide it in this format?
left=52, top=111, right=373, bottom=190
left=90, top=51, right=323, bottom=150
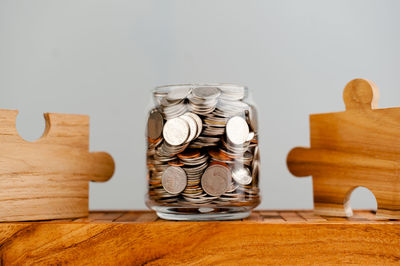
left=1, top=210, right=399, bottom=265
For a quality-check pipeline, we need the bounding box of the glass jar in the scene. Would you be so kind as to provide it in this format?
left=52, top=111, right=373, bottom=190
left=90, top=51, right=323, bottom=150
left=146, top=84, right=260, bottom=220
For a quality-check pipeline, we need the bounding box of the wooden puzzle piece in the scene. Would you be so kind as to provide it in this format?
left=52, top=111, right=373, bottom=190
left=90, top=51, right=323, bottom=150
left=0, top=109, right=115, bottom=221
left=287, top=79, right=400, bottom=219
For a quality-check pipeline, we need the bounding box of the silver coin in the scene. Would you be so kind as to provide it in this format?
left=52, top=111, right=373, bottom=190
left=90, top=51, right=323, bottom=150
left=201, top=164, right=231, bottom=197
left=180, top=114, right=197, bottom=143
left=219, top=85, right=246, bottom=101
left=226, top=181, right=239, bottom=192
left=161, top=166, right=187, bottom=194
left=147, top=109, right=164, bottom=140
left=160, top=96, right=183, bottom=107
left=232, top=167, right=252, bottom=185
left=163, top=117, right=189, bottom=146
left=163, top=103, right=187, bottom=120
left=192, top=87, right=221, bottom=99
left=246, top=132, right=255, bottom=142
left=219, top=99, right=249, bottom=109
left=167, top=87, right=191, bottom=101
left=226, top=116, right=249, bottom=145
left=184, top=112, right=203, bottom=138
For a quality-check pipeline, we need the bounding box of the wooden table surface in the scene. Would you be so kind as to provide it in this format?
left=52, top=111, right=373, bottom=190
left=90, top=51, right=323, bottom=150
left=1, top=210, right=399, bottom=265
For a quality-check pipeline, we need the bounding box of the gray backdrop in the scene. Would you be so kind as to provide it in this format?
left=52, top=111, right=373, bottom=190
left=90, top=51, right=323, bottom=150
left=1, top=0, right=399, bottom=210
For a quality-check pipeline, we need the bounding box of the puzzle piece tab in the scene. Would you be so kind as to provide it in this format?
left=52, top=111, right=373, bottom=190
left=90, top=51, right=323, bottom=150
left=0, top=110, right=114, bottom=221
left=287, top=79, right=400, bottom=219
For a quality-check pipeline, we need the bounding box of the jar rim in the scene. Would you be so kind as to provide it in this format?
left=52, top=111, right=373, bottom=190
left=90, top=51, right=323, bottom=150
left=153, top=83, right=248, bottom=94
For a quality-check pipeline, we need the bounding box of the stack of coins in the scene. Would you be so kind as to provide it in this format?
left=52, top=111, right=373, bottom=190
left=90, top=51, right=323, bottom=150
left=146, top=84, right=260, bottom=207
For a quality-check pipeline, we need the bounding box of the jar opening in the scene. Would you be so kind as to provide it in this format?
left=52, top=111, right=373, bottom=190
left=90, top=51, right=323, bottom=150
left=153, top=83, right=248, bottom=95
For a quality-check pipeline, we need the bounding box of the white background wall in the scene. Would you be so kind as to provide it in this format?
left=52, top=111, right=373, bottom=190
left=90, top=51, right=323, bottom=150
left=1, top=0, right=399, bottom=210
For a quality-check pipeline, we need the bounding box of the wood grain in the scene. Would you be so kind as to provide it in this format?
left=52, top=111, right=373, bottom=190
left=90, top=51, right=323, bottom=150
left=287, top=79, right=400, bottom=219
left=0, top=109, right=115, bottom=222
left=0, top=210, right=399, bottom=265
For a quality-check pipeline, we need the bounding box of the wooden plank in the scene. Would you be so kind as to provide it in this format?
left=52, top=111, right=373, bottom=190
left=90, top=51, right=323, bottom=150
left=134, top=212, right=158, bottom=222
left=33, top=211, right=400, bottom=224
left=87, top=212, right=125, bottom=222
left=73, top=217, right=91, bottom=222
left=0, top=215, right=399, bottom=264
left=354, top=210, right=378, bottom=221
left=279, top=211, right=306, bottom=222
left=259, top=211, right=279, bottom=217
left=298, top=211, right=327, bottom=222
left=114, top=212, right=143, bottom=223
left=243, top=211, right=263, bottom=222
left=259, top=211, right=285, bottom=223
left=323, top=216, right=348, bottom=222
left=348, top=211, right=372, bottom=221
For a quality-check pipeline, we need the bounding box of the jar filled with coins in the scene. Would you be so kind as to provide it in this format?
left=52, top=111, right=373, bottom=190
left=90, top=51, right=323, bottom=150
left=146, top=84, right=260, bottom=220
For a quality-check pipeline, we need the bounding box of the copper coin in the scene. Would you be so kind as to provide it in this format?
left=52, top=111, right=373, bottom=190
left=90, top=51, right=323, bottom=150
left=168, top=160, right=184, bottom=167
left=177, top=149, right=201, bottom=159
left=147, top=109, right=164, bottom=140
left=201, top=164, right=231, bottom=197
left=209, top=161, right=229, bottom=168
left=208, top=149, right=232, bottom=161
left=161, top=166, right=187, bottom=194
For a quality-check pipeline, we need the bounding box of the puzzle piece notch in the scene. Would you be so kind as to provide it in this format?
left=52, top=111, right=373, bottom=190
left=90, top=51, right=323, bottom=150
left=0, top=109, right=114, bottom=221
left=0, top=109, right=89, bottom=147
left=287, top=79, right=400, bottom=219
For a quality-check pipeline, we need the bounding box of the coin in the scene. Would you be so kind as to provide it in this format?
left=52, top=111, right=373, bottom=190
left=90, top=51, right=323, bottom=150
left=226, top=116, right=249, bottom=145
left=184, top=112, right=203, bottom=138
left=208, top=149, right=232, bottom=162
left=177, top=149, right=201, bottom=159
left=232, top=167, right=252, bottom=185
left=162, top=103, right=187, bottom=120
left=147, top=109, right=164, bottom=140
left=217, top=99, right=248, bottom=117
left=180, top=114, right=197, bottom=142
left=163, top=117, right=189, bottom=146
left=168, top=160, right=184, bottom=167
left=161, top=166, right=187, bottom=194
left=192, top=86, right=221, bottom=99
left=201, top=164, right=231, bottom=197
left=246, top=132, right=255, bottom=142
left=226, top=181, right=239, bottom=192
left=167, top=86, right=191, bottom=101
left=219, top=84, right=246, bottom=101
